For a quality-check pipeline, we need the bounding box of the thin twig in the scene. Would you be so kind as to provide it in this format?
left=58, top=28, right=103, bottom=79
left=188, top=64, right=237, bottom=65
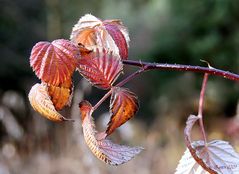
left=93, top=89, right=112, bottom=111
left=198, top=73, right=209, bottom=143
left=93, top=66, right=147, bottom=111
left=116, top=67, right=147, bottom=87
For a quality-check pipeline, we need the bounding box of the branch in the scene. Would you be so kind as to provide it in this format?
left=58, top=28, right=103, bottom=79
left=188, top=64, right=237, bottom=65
left=123, top=60, right=239, bottom=81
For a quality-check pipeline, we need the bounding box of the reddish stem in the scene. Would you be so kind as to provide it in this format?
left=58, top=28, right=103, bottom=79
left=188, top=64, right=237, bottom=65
left=123, top=60, right=239, bottom=81
left=93, top=67, right=147, bottom=111
left=198, top=73, right=209, bottom=143
left=93, top=89, right=112, bottom=111
left=116, top=68, right=146, bottom=87
left=93, top=59, right=239, bottom=112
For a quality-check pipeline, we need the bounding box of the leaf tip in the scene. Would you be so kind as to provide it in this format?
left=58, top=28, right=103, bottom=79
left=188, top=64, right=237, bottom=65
left=79, top=100, right=93, bottom=121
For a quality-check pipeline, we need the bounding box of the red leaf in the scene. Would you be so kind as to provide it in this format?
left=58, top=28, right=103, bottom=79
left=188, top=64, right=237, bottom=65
left=28, top=83, right=71, bottom=122
left=47, top=78, right=73, bottom=110
left=30, top=39, right=80, bottom=86
left=103, top=22, right=129, bottom=59
left=79, top=100, right=143, bottom=165
left=70, top=14, right=129, bottom=59
left=106, top=87, right=139, bottom=136
left=77, top=49, right=123, bottom=89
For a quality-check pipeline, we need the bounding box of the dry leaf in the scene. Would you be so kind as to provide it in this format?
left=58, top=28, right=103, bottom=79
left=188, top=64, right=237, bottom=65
left=106, top=87, right=139, bottom=136
left=70, top=14, right=129, bottom=59
left=104, top=22, right=128, bottom=59
left=77, top=49, right=123, bottom=89
left=79, top=100, right=143, bottom=165
left=30, top=39, right=80, bottom=86
left=28, top=83, right=70, bottom=122
left=78, top=43, right=93, bottom=56
left=47, top=78, right=73, bottom=110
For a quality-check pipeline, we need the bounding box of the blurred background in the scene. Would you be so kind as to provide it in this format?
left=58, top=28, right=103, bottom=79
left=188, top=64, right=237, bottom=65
left=1, top=0, right=239, bottom=173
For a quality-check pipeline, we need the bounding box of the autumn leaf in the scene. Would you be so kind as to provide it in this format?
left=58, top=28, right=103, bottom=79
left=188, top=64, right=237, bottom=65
left=78, top=43, right=93, bottom=56
left=28, top=83, right=72, bottom=122
left=47, top=78, right=73, bottom=110
left=106, top=87, right=139, bottom=136
left=79, top=100, right=143, bottom=165
left=104, top=22, right=129, bottom=59
left=30, top=39, right=80, bottom=86
left=77, top=49, right=123, bottom=89
left=70, top=14, right=129, bottom=59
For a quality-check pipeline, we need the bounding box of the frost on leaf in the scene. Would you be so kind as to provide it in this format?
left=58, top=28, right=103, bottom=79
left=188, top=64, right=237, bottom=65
left=79, top=100, right=143, bottom=165
left=77, top=49, right=123, bottom=89
left=47, top=78, right=73, bottom=110
left=106, top=87, right=139, bottom=136
left=30, top=39, right=80, bottom=86
left=70, top=14, right=129, bottom=59
left=180, top=114, right=239, bottom=174
left=28, top=83, right=70, bottom=122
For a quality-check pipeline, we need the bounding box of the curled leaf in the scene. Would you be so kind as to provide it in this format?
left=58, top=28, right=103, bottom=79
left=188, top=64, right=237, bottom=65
left=70, top=14, right=129, bottom=59
left=177, top=140, right=239, bottom=174
left=47, top=78, right=73, bottom=110
left=106, top=87, right=139, bottom=136
left=30, top=39, right=80, bottom=86
left=184, top=115, right=199, bottom=145
left=79, top=100, right=143, bottom=165
left=77, top=49, right=123, bottom=89
left=28, top=83, right=70, bottom=122
left=184, top=115, right=215, bottom=173
left=182, top=115, right=239, bottom=174
left=104, top=22, right=129, bottom=59
left=191, top=140, right=239, bottom=174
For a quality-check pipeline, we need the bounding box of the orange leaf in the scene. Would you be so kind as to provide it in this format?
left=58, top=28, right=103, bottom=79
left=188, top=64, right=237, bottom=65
left=78, top=43, right=93, bottom=57
left=73, top=28, right=97, bottom=49
left=47, top=78, right=73, bottom=110
left=70, top=14, right=129, bottom=59
left=28, top=83, right=71, bottom=122
left=106, top=87, right=139, bottom=136
left=30, top=39, right=80, bottom=86
left=79, top=100, right=143, bottom=165
left=77, top=49, right=123, bottom=89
